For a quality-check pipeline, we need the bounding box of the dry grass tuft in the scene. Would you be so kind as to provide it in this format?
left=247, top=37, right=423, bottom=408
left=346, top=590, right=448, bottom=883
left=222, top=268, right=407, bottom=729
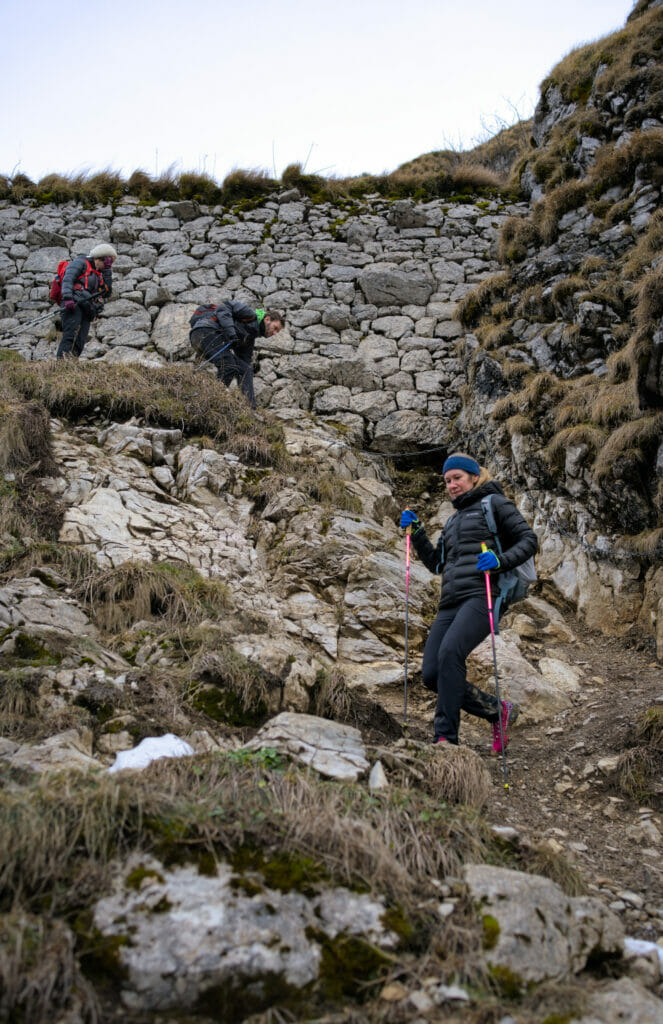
left=615, top=746, right=662, bottom=801
left=420, top=745, right=491, bottom=808
left=222, top=167, right=279, bottom=203
left=455, top=273, right=511, bottom=328
left=634, top=706, right=663, bottom=750
left=78, top=561, right=231, bottom=633
left=550, top=276, right=588, bottom=314
left=497, top=216, right=539, bottom=264
left=3, top=360, right=287, bottom=467
left=533, top=180, right=588, bottom=245
left=311, top=669, right=402, bottom=739
left=0, top=401, right=56, bottom=476
left=191, top=647, right=273, bottom=724
left=588, top=381, right=641, bottom=427
left=544, top=425, right=606, bottom=468
left=0, top=671, right=41, bottom=738
left=0, top=912, right=99, bottom=1023
left=592, top=412, right=663, bottom=479
left=634, top=264, right=663, bottom=330
left=620, top=527, right=663, bottom=556
left=505, top=414, right=534, bottom=436
left=517, top=843, right=587, bottom=897
left=614, top=708, right=663, bottom=800
left=591, top=130, right=663, bottom=198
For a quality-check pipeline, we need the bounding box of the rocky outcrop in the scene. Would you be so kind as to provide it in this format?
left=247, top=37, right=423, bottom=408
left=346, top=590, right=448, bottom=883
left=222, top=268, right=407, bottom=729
left=465, top=863, right=624, bottom=987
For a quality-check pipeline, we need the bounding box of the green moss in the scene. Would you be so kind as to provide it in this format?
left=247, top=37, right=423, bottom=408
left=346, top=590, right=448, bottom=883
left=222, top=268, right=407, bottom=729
left=74, top=915, right=130, bottom=991
left=381, top=904, right=413, bottom=944
left=482, top=913, right=501, bottom=950
left=194, top=970, right=303, bottom=1020
left=73, top=694, right=117, bottom=724
left=125, top=864, right=165, bottom=890
left=142, top=814, right=220, bottom=877
left=488, top=963, right=523, bottom=998
left=542, top=1015, right=574, bottom=1024
left=190, top=682, right=267, bottom=727
left=231, top=847, right=328, bottom=895
left=312, top=930, right=392, bottom=1001
left=12, top=634, right=62, bottom=666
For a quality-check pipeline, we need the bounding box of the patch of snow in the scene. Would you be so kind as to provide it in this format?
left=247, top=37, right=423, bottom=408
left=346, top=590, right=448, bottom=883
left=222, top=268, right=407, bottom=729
left=108, top=734, right=194, bottom=774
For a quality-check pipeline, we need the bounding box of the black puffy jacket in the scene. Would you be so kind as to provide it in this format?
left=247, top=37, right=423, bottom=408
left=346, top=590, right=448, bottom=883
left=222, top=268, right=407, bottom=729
left=61, top=254, right=112, bottom=315
left=412, top=481, right=538, bottom=609
left=192, top=300, right=260, bottom=361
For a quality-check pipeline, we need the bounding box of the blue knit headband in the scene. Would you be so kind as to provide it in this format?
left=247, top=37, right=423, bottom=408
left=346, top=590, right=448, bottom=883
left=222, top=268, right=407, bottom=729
left=442, top=455, right=480, bottom=476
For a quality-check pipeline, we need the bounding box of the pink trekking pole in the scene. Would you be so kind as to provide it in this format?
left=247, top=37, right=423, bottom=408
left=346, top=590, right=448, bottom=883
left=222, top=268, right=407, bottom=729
left=481, top=543, right=510, bottom=790
left=403, top=525, right=412, bottom=726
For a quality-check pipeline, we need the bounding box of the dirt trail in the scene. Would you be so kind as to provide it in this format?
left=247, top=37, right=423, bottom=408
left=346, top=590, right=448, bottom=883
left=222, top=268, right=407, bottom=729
left=379, top=612, right=663, bottom=942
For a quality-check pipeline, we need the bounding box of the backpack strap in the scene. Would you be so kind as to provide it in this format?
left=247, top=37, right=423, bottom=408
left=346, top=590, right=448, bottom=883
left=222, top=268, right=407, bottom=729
left=480, top=495, right=503, bottom=555
left=480, top=494, right=508, bottom=630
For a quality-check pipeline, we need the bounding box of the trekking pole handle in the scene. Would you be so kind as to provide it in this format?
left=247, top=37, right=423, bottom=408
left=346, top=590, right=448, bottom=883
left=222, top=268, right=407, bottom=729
left=481, top=543, right=495, bottom=616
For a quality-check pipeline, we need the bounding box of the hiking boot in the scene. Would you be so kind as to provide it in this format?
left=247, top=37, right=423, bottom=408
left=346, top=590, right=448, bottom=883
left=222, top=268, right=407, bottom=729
left=491, top=701, right=519, bottom=755
left=433, top=737, right=449, bottom=746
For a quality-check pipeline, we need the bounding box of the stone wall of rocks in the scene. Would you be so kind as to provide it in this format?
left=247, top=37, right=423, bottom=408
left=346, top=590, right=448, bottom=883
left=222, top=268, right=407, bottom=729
left=0, top=193, right=525, bottom=450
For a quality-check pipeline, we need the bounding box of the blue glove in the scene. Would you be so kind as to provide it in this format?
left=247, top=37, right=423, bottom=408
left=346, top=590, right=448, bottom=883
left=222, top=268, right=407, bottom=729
left=400, top=509, right=419, bottom=529
left=477, top=549, right=500, bottom=572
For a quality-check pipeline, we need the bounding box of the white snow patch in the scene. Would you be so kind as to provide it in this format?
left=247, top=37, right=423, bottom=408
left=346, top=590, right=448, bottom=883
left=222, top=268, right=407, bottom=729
left=624, top=937, right=663, bottom=969
left=107, top=734, right=194, bottom=774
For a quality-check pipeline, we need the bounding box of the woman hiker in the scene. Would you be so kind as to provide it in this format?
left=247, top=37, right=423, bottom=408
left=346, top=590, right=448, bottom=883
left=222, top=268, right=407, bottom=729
left=400, top=452, right=538, bottom=751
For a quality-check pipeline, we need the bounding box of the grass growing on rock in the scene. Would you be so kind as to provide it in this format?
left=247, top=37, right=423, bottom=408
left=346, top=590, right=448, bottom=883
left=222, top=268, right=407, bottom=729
left=2, top=359, right=287, bottom=467
left=0, top=754, right=494, bottom=915
left=77, top=560, right=232, bottom=633
left=0, top=911, right=99, bottom=1023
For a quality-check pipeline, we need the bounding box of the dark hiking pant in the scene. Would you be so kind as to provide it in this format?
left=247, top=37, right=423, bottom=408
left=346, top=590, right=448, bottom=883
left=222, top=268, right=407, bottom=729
left=421, top=595, right=500, bottom=744
left=57, top=305, right=92, bottom=358
left=191, top=329, right=256, bottom=408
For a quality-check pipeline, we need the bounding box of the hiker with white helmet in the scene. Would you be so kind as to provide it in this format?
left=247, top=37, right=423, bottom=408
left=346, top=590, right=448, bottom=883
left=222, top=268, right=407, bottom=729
left=189, top=301, right=285, bottom=408
left=56, top=242, right=117, bottom=359
left=400, top=452, right=538, bottom=752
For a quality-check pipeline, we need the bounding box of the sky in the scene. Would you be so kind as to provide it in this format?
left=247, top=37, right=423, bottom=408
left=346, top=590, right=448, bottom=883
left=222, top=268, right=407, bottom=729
left=0, top=0, right=636, bottom=184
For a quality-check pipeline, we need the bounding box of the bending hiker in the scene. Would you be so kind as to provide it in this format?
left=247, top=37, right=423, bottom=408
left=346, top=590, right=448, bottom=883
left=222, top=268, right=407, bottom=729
left=189, top=302, right=285, bottom=408
left=400, top=452, right=538, bottom=751
left=56, top=243, right=117, bottom=359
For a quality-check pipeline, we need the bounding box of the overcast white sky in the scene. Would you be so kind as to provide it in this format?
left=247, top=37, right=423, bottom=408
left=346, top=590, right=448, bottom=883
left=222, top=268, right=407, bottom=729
left=1, top=0, right=635, bottom=183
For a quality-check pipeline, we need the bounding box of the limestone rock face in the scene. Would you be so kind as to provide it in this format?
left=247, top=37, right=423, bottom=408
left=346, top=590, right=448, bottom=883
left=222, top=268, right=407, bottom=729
left=468, top=632, right=572, bottom=723
left=151, top=303, right=197, bottom=359
left=464, top=863, right=624, bottom=986
left=358, top=263, right=435, bottom=307
left=243, top=712, right=370, bottom=781
left=93, top=852, right=400, bottom=1013
left=0, top=577, right=97, bottom=638
left=575, top=977, right=663, bottom=1024
left=2, top=728, right=102, bottom=773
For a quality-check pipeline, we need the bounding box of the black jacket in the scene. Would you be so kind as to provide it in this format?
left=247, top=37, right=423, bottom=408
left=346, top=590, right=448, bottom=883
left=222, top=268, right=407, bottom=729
left=412, top=481, right=538, bottom=609
left=192, top=300, right=261, bottom=361
left=61, top=254, right=112, bottom=316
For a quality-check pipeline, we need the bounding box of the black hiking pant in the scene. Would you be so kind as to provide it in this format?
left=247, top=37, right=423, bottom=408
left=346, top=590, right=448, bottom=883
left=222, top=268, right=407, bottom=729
left=421, top=595, right=500, bottom=744
left=57, top=304, right=92, bottom=358
left=191, top=328, right=256, bottom=408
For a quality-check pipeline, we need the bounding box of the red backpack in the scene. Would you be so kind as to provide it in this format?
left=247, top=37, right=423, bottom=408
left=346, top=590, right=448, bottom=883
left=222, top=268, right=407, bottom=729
left=50, top=258, right=100, bottom=305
